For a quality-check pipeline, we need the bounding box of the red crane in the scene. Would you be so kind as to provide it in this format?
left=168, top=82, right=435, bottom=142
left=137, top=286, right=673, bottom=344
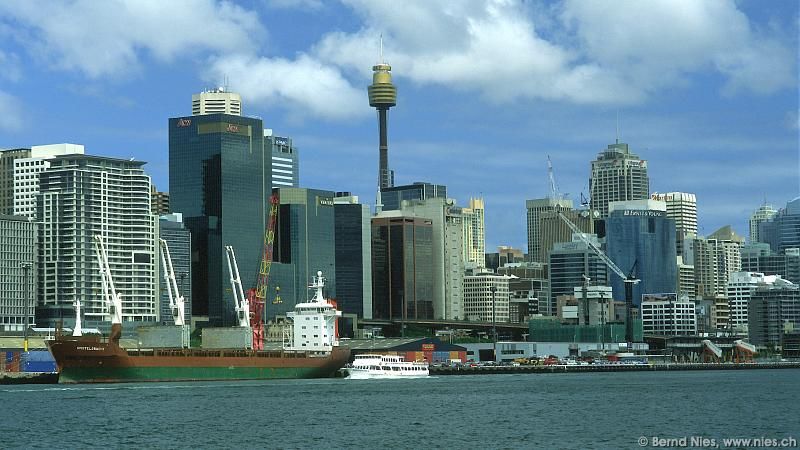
left=246, top=193, right=280, bottom=350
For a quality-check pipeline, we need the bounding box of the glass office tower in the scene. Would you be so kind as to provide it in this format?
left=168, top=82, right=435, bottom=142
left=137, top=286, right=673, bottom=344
left=169, top=114, right=268, bottom=326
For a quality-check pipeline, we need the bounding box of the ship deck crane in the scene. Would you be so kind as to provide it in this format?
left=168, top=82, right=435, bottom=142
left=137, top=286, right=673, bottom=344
left=224, top=245, right=250, bottom=329
left=159, top=239, right=186, bottom=327
left=93, top=235, right=123, bottom=340
left=556, top=212, right=640, bottom=344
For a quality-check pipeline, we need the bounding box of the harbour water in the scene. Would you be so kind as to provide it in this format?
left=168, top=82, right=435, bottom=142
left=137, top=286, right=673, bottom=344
left=2, top=369, right=797, bottom=449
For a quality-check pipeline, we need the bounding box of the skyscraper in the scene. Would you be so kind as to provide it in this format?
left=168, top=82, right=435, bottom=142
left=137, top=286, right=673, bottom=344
left=741, top=243, right=800, bottom=284
left=462, top=197, right=485, bottom=267
left=651, top=192, right=697, bottom=257
left=605, top=200, right=678, bottom=306
left=334, top=194, right=372, bottom=319
left=13, top=144, right=85, bottom=219
left=150, top=185, right=170, bottom=216
left=0, top=148, right=31, bottom=215
left=749, top=202, right=777, bottom=243
left=548, top=237, right=608, bottom=317
left=759, top=197, right=800, bottom=253
left=381, top=197, right=466, bottom=320
left=537, top=209, right=595, bottom=264
left=37, top=155, right=157, bottom=329
left=192, top=88, right=242, bottom=116
left=371, top=216, right=433, bottom=320
left=689, top=226, right=744, bottom=299
left=269, top=187, right=337, bottom=319
left=589, top=141, right=649, bottom=218
left=265, top=130, right=299, bottom=188
left=0, top=215, right=36, bottom=332
left=368, top=44, right=397, bottom=191
left=380, top=182, right=445, bottom=212
left=169, top=113, right=269, bottom=325
left=526, top=197, right=573, bottom=263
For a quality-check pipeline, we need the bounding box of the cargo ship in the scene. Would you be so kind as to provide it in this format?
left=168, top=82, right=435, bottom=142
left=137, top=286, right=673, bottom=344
left=48, top=271, right=350, bottom=383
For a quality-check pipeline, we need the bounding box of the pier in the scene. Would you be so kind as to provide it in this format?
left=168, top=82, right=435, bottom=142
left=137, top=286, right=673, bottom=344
left=430, top=361, right=800, bottom=375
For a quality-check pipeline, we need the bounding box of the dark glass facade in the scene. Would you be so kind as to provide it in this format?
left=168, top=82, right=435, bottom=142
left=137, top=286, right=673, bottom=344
left=169, top=114, right=268, bottom=325
left=268, top=188, right=337, bottom=319
left=605, top=210, right=677, bottom=305
left=334, top=202, right=369, bottom=317
left=548, top=241, right=609, bottom=316
left=380, top=182, right=446, bottom=211
left=371, top=216, right=434, bottom=320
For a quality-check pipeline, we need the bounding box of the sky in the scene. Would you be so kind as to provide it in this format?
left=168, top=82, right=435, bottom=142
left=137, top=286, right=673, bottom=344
left=0, top=0, right=797, bottom=252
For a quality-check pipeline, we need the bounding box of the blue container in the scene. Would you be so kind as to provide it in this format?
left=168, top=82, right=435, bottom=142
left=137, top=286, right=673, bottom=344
left=24, top=350, right=55, bottom=362
left=23, top=360, right=57, bottom=373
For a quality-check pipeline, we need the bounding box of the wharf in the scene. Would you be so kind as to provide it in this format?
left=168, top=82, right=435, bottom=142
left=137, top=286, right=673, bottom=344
left=1, top=372, right=59, bottom=385
left=430, top=361, right=800, bottom=375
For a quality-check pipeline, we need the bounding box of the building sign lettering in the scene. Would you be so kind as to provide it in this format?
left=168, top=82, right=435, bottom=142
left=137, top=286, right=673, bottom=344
left=622, top=210, right=665, bottom=217
left=226, top=123, right=240, bottom=133
left=317, top=197, right=334, bottom=207
left=177, top=118, right=192, bottom=127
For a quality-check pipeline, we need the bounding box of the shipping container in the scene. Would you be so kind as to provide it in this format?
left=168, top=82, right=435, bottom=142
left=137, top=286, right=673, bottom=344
left=23, top=360, right=57, bottom=373
left=24, top=350, right=55, bottom=362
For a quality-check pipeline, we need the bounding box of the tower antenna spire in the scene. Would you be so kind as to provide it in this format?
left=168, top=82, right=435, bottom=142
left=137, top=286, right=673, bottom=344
left=615, top=109, right=620, bottom=144
left=379, top=34, right=384, bottom=63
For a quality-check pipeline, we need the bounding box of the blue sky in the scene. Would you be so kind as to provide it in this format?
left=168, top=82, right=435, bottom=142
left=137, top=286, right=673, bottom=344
left=0, top=0, right=797, bottom=251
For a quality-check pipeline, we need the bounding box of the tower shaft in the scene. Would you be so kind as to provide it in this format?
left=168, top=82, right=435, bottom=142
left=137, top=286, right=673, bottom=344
left=378, top=108, right=390, bottom=189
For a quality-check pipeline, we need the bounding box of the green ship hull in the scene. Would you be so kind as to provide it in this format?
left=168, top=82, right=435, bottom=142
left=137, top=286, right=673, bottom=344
left=59, top=365, right=331, bottom=384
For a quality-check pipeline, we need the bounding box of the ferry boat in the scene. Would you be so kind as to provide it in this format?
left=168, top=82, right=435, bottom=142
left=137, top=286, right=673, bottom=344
left=345, top=354, right=429, bottom=379
left=48, top=271, right=350, bottom=383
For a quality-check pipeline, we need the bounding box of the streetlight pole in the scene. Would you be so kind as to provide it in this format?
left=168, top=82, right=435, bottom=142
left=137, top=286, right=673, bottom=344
left=21, top=262, right=32, bottom=352
left=490, top=285, right=497, bottom=362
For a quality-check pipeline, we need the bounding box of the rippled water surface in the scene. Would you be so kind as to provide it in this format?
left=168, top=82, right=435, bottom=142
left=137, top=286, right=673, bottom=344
left=2, top=369, right=798, bottom=449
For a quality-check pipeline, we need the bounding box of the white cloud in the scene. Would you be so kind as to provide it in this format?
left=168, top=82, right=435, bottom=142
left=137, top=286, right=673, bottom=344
left=207, top=54, right=367, bottom=121
left=560, top=0, right=795, bottom=97
left=0, top=91, right=23, bottom=131
left=0, top=0, right=263, bottom=78
left=313, top=0, right=795, bottom=105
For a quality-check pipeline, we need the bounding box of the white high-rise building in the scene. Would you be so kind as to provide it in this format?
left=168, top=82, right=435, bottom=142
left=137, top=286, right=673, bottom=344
left=191, top=88, right=242, bottom=116
left=526, top=197, right=573, bottom=263
left=13, top=144, right=84, bottom=219
left=463, top=272, right=511, bottom=323
left=749, top=203, right=778, bottom=243
left=651, top=192, right=697, bottom=257
left=727, top=271, right=784, bottom=335
left=640, top=295, right=697, bottom=336
left=37, top=154, right=158, bottom=327
left=692, top=226, right=744, bottom=299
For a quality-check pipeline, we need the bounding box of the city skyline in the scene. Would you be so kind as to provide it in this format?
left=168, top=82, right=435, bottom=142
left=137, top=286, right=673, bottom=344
left=0, top=1, right=797, bottom=252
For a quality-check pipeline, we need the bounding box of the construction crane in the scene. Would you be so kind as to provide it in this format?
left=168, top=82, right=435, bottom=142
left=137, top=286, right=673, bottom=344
left=224, top=245, right=250, bottom=329
left=547, top=155, right=568, bottom=201
left=244, top=193, right=281, bottom=351
left=158, top=239, right=186, bottom=327
left=556, top=212, right=640, bottom=344
left=93, top=235, right=123, bottom=338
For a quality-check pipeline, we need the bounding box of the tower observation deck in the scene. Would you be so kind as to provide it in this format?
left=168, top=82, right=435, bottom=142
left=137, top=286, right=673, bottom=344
left=368, top=51, right=397, bottom=190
